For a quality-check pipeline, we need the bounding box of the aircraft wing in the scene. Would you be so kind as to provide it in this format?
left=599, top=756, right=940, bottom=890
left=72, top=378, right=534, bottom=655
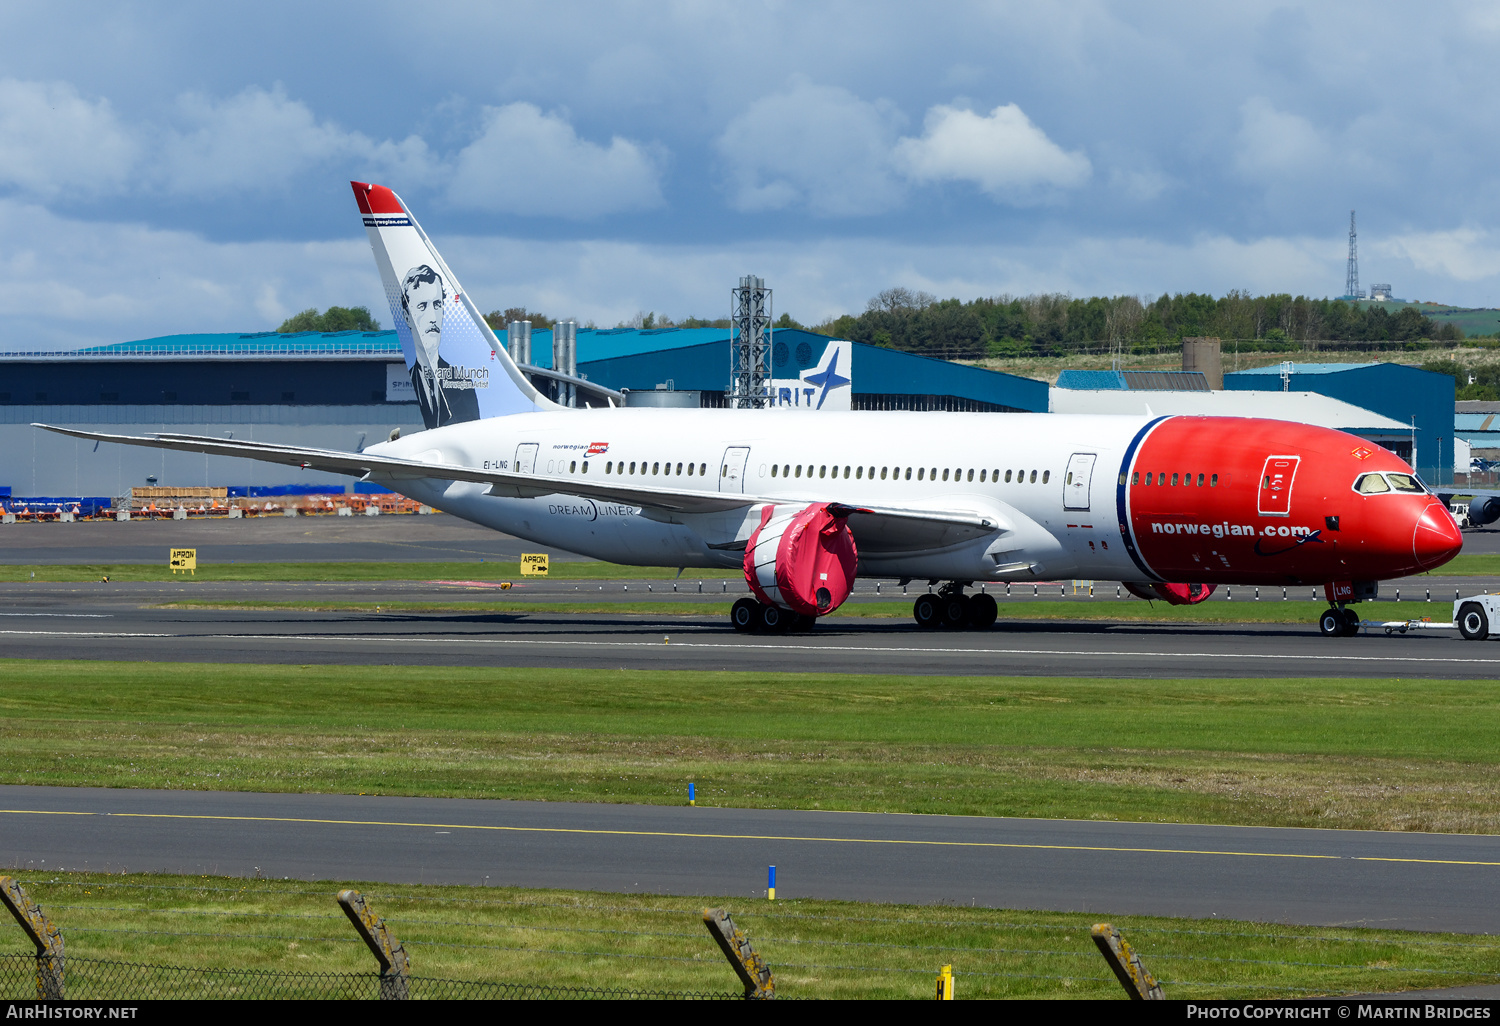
left=33, top=425, right=1003, bottom=543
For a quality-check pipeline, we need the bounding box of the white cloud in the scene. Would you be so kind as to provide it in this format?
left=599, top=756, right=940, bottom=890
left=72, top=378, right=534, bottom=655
left=1232, top=97, right=1333, bottom=182
left=159, top=85, right=441, bottom=196
left=892, top=103, right=1090, bottom=201
left=446, top=102, right=663, bottom=218
left=0, top=79, right=138, bottom=198
left=1374, top=228, right=1500, bottom=282
left=717, top=77, right=906, bottom=216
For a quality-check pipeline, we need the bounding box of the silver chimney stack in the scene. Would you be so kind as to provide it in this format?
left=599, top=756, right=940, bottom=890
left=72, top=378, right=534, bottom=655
left=507, top=320, right=532, bottom=365
left=555, top=319, right=578, bottom=407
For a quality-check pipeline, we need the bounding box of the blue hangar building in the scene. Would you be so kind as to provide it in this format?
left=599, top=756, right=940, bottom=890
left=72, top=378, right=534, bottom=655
left=1223, top=362, right=1455, bottom=485
left=0, top=327, right=1045, bottom=498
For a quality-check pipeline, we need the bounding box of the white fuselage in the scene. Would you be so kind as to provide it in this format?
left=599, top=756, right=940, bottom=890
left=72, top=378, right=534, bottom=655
left=366, top=408, right=1149, bottom=583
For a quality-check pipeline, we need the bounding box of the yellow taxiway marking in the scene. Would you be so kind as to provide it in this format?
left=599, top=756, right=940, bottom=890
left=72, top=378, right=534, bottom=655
left=4, top=808, right=1499, bottom=866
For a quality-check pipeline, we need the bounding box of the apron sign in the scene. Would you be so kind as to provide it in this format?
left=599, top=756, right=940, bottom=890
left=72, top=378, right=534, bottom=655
left=170, top=548, right=197, bottom=575
left=520, top=553, right=549, bottom=577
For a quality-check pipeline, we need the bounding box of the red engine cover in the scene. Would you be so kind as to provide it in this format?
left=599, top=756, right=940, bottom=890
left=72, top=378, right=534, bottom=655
left=1122, top=581, right=1217, bottom=605
left=743, top=503, right=859, bottom=617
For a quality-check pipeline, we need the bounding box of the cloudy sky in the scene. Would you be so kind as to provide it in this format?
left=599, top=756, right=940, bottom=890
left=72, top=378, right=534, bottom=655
left=4, top=1, right=1500, bottom=347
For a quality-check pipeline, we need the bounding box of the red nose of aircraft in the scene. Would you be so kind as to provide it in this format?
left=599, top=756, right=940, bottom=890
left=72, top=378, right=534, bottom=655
left=1413, top=501, right=1464, bottom=571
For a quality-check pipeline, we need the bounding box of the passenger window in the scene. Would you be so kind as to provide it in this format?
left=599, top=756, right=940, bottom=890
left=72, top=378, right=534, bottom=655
left=905, top=468, right=912, bottom=480
left=570, top=461, right=577, bottom=473
left=783, top=465, right=790, bottom=477
left=1029, top=470, right=1037, bottom=483
left=630, top=462, right=637, bottom=474
left=1386, top=474, right=1424, bottom=493
left=856, top=466, right=863, bottom=479
left=967, top=469, right=974, bottom=482
left=1005, top=470, right=1012, bottom=483
left=1042, top=470, right=1050, bottom=484
left=606, top=461, right=613, bottom=473
left=1197, top=473, right=1204, bottom=486
left=771, top=465, right=779, bottom=477
left=676, top=462, right=683, bottom=475
left=795, top=465, right=802, bottom=478
left=1211, top=474, right=1217, bottom=486
left=844, top=466, right=851, bottom=478
left=1355, top=473, right=1389, bottom=493
left=1171, top=473, right=1178, bottom=486
left=581, top=461, right=588, bottom=474
left=881, top=467, right=888, bottom=480
left=942, top=469, right=949, bottom=482
left=992, top=469, right=999, bottom=481
left=819, top=466, right=827, bottom=478
left=701, top=463, right=707, bottom=476
left=652, top=462, right=660, bottom=474
left=979, top=470, right=987, bottom=482
left=687, top=463, right=694, bottom=476
left=918, top=468, right=925, bottom=481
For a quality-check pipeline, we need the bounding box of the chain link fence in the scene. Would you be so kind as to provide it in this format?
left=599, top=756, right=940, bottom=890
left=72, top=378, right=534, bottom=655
left=0, top=953, right=734, bottom=1001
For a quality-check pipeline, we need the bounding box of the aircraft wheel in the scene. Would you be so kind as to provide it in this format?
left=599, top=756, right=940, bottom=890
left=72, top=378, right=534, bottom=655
left=730, top=597, right=762, bottom=633
left=760, top=603, right=789, bottom=633
left=1317, top=607, right=1343, bottom=637
left=967, top=593, right=998, bottom=630
left=913, top=594, right=941, bottom=629
left=1340, top=607, right=1361, bottom=637
left=940, top=596, right=968, bottom=629
left=1458, top=602, right=1490, bottom=641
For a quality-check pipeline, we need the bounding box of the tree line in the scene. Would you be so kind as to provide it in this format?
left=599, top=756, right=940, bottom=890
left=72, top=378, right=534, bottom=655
left=800, top=289, right=1466, bottom=360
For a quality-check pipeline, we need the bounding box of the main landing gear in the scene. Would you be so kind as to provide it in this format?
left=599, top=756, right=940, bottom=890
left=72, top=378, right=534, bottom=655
left=913, top=583, right=998, bottom=631
left=729, top=597, right=815, bottom=634
left=1317, top=605, right=1361, bottom=637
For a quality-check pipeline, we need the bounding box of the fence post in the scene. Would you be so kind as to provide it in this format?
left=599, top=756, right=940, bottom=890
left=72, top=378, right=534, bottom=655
left=702, top=907, right=775, bottom=1000
left=0, top=876, right=64, bottom=999
left=338, top=889, right=410, bottom=1000
left=1091, top=923, right=1163, bottom=1000
left=935, top=963, right=954, bottom=999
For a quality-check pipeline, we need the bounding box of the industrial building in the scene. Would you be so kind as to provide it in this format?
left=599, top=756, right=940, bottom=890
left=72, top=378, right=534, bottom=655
left=0, top=326, right=1046, bottom=499
left=1223, top=362, right=1453, bottom=484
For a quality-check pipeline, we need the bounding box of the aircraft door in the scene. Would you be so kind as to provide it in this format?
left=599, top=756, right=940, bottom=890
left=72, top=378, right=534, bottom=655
left=515, top=443, right=539, bottom=475
left=1257, top=455, right=1300, bottom=516
left=1063, top=453, right=1096, bottom=511
left=719, top=447, right=751, bottom=493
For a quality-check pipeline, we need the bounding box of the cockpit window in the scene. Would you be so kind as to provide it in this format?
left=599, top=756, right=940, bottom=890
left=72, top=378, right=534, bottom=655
left=1386, top=473, right=1425, bottom=493
left=1354, top=473, right=1390, bottom=494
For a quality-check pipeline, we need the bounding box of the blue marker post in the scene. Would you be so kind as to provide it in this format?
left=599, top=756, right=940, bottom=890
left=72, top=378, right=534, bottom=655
left=767, top=865, right=776, bottom=901
left=688, top=782, right=695, bottom=806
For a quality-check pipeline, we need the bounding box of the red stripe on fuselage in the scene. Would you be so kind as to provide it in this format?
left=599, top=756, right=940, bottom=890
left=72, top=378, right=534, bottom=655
left=1125, top=417, right=1459, bottom=585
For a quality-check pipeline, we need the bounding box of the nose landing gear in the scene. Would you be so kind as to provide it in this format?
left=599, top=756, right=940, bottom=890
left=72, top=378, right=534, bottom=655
left=913, top=583, right=998, bottom=631
left=1317, top=605, right=1361, bottom=637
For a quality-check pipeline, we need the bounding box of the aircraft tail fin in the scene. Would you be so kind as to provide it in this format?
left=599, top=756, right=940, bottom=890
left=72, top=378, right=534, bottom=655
left=352, top=181, right=559, bottom=429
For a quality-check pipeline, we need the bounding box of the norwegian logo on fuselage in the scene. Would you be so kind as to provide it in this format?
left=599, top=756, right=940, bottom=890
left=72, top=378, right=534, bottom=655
left=586, top=442, right=610, bottom=456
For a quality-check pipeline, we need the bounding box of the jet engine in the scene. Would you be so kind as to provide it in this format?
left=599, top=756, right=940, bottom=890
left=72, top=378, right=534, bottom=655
left=1469, top=495, right=1500, bottom=527
left=744, top=502, right=859, bottom=617
left=1122, top=581, right=1217, bottom=605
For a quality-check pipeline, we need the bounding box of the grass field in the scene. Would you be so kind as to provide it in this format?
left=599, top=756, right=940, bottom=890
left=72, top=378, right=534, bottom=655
left=4, top=661, right=1500, bottom=833
left=0, top=560, right=741, bottom=583
left=1, top=553, right=1495, bottom=581
left=152, top=597, right=1470, bottom=624
left=3, top=872, right=1498, bottom=999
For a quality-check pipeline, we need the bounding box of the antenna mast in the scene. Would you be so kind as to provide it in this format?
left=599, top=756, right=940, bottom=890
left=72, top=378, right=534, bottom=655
left=1344, top=210, right=1362, bottom=300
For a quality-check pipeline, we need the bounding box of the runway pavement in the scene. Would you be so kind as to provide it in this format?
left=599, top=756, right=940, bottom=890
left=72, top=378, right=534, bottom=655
left=2, top=580, right=1498, bottom=677
left=3, top=785, right=1497, bottom=933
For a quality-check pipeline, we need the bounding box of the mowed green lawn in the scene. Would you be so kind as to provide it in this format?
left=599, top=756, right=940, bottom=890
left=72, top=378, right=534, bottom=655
left=3, top=661, right=1500, bottom=833
left=7, top=872, right=1499, bottom=1000
left=154, top=597, right=1466, bottom=623
left=0, top=551, right=1495, bottom=581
